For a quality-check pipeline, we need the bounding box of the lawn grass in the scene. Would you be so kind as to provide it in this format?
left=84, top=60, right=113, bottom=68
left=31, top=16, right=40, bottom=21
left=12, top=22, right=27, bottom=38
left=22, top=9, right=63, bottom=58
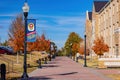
left=78, top=56, right=120, bottom=80
left=78, top=56, right=98, bottom=68
left=0, top=53, right=47, bottom=80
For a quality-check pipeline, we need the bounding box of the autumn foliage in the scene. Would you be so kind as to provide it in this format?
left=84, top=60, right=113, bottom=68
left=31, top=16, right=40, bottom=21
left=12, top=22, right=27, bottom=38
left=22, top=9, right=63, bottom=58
left=92, top=36, right=109, bottom=57
left=8, top=14, right=50, bottom=53
left=27, top=34, right=50, bottom=52
left=8, top=14, right=24, bottom=52
left=79, top=46, right=84, bottom=55
left=64, top=32, right=83, bottom=56
left=72, top=43, right=80, bottom=56
left=78, top=45, right=89, bottom=55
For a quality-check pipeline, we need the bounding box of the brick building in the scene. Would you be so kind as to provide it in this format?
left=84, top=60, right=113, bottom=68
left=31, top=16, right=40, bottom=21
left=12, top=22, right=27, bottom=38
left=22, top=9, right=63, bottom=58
left=85, top=0, right=120, bottom=57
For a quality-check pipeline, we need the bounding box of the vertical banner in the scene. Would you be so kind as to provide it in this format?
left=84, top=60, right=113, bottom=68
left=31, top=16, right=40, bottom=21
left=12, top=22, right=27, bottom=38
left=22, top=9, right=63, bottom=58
left=27, top=19, right=36, bottom=42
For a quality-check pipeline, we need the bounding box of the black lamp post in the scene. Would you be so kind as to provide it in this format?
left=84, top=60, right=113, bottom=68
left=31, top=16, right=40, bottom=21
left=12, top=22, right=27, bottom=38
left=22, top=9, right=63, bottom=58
left=70, top=43, right=72, bottom=59
left=21, top=0, right=29, bottom=79
left=49, top=42, right=52, bottom=61
left=84, top=34, right=87, bottom=67
left=52, top=44, right=55, bottom=59
left=116, top=44, right=119, bottom=58
left=65, top=47, right=69, bottom=57
left=54, top=46, right=57, bottom=58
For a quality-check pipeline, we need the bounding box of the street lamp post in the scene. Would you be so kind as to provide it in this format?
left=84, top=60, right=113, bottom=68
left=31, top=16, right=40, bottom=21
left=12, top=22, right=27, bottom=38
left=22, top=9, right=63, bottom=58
left=65, top=47, right=69, bottom=57
left=52, top=44, right=55, bottom=59
left=84, top=34, right=87, bottom=67
left=22, top=1, right=29, bottom=79
left=54, top=46, right=57, bottom=59
left=70, top=43, right=72, bottom=59
left=49, top=42, right=52, bottom=61
left=116, top=44, right=119, bottom=58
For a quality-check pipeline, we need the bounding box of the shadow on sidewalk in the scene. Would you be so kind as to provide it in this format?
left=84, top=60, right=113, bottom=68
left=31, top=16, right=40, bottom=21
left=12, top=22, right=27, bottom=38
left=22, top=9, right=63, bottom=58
left=29, top=76, right=52, bottom=80
left=28, top=72, right=78, bottom=80
left=42, top=64, right=59, bottom=68
left=47, top=61, right=57, bottom=64
left=58, top=72, right=78, bottom=75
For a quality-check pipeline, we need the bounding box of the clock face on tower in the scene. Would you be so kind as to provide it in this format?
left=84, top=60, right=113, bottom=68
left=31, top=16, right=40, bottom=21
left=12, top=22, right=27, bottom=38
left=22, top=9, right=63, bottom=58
left=28, top=23, right=34, bottom=31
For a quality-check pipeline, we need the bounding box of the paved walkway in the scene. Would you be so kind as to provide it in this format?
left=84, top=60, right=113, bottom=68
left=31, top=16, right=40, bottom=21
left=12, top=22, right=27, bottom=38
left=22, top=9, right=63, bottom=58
left=29, top=56, right=113, bottom=80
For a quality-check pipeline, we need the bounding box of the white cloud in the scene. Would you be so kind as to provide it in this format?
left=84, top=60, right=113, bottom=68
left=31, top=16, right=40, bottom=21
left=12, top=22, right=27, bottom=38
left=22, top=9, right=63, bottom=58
left=0, top=13, right=18, bottom=17
left=0, top=13, right=85, bottom=49
left=35, top=14, right=85, bottom=31
left=51, top=40, right=66, bottom=49
left=34, top=14, right=85, bottom=49
left=54, top=16, right=85, bottom=25
left=0, top=20, right=11, bottom=24
left=29, top=12, right=85, bottom=19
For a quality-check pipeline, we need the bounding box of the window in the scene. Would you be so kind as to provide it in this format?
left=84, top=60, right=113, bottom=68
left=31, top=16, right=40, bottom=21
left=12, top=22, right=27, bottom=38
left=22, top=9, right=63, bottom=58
left=109, top=7, right=111, bottom=17
left=116, top=1, right=119, bottom=12
left=112, top=4, right=115, bottom=15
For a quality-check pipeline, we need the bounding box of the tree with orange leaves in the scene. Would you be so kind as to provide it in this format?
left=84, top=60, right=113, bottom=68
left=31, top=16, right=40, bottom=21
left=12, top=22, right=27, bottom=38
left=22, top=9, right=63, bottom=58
left=28, top=34, right=50, bottom=52
left=64, top=32, right=83, bottom=56
left=38, top=34, right=50, bottom=52
left=8, top=14, right=50, bottom=53
left=8, top=14, right=24, bottom=53
left=72, top=43, right=80, bottom=56
left=79, top=45, right=89, bottom=55
left=92, top=36, right=109, bottom=57
left=79, top=45, right=84, bottom=55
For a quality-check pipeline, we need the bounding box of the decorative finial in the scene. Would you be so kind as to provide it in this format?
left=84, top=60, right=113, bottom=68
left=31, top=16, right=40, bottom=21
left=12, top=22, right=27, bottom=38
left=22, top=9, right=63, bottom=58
left=86, top=10, right=89, bottom=20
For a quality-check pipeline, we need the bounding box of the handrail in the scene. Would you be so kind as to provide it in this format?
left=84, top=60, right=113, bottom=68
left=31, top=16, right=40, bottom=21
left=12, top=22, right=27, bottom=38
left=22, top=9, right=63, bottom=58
left=0, top=55, right=14, bottom=72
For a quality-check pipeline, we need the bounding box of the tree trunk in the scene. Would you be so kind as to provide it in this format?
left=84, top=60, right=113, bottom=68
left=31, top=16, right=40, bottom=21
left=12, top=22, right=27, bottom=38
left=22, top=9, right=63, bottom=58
left=99, top=55, right=102, bottom=58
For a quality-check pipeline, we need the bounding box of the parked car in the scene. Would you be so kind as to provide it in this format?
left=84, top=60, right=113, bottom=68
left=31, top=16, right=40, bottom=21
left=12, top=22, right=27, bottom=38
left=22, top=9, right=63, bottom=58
left=0, top=46, right=14, bottom=55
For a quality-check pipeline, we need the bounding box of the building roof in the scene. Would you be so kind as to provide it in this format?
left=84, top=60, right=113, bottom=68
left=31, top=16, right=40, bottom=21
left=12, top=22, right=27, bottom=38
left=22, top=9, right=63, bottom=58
left=94, top=1, right=108, bottom=12
left=88, top=12, right=92, bottom=21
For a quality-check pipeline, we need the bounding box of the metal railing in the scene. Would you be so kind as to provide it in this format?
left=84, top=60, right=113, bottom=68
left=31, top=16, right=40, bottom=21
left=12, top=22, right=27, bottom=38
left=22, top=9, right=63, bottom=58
left=0, top=55, right=14, bottom=73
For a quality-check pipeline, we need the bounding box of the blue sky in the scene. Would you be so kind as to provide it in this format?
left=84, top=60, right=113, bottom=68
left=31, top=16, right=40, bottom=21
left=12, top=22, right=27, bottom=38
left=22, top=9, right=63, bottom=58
left=0, top=0, right=93, bottom=49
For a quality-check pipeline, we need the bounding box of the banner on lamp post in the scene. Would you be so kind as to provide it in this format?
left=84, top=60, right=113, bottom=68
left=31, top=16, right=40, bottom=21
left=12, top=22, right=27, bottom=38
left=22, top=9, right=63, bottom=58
left=27, top=19, right=36, bottom=42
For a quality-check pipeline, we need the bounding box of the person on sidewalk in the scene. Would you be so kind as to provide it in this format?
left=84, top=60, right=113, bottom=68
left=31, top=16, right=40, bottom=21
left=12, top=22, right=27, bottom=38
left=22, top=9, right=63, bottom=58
left=76, top=52, right=80, bottom=62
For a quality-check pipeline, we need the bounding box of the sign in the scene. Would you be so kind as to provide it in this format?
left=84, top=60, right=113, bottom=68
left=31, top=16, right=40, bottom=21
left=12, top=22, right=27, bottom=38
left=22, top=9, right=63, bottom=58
left=27, top=19, right=36, bottom=42
left=114, top=28, right=120, bottom=33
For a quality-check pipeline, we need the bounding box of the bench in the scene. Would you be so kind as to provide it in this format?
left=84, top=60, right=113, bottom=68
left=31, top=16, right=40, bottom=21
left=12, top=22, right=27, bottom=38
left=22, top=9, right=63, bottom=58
left=104, top=62, right=120, bottom=67
left=98, top=58, right=120, bottom=68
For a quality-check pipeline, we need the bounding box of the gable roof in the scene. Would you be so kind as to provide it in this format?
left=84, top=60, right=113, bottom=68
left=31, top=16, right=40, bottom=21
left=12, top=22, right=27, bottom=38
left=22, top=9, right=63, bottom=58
left=94, top=1, right=108, bottom=12
left=88, top=12, right=92, bottom=21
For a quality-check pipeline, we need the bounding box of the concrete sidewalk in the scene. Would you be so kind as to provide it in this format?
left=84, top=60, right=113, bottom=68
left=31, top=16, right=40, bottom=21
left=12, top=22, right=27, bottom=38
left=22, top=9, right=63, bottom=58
left=28, top=56, right=113, bottom=80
